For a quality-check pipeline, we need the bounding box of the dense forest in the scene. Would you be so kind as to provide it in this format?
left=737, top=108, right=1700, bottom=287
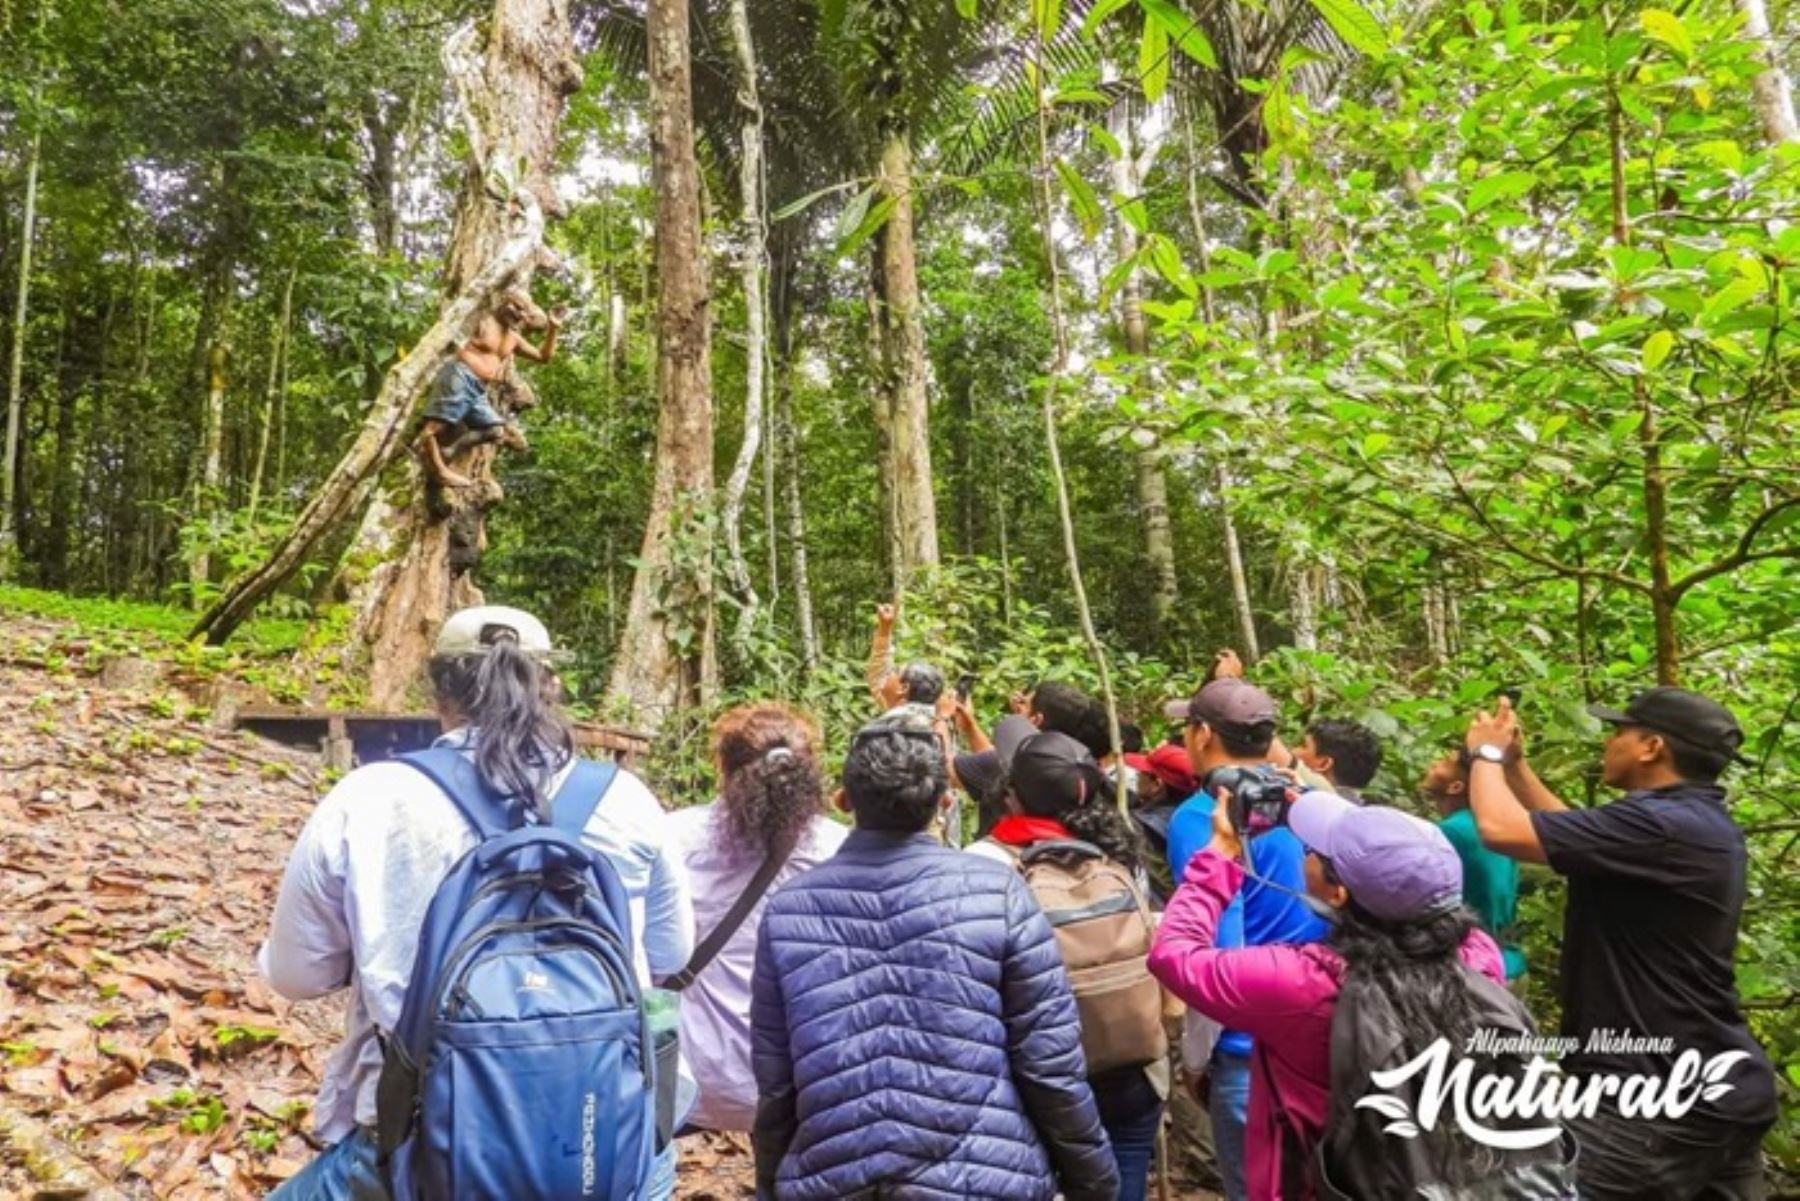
left=1, top=0, right=1797, bottom=1174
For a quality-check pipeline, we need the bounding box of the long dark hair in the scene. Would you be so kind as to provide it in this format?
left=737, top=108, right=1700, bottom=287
left=713, top=703, right=826, bottom=857
left=1330, top=901, right=1498, bottom=1184
left=1014, top=762, right=1144, bottom=871
left=427, top=639, right=574, bottom=823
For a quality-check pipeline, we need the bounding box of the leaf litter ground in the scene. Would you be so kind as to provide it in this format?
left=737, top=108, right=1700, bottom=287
left=0, top=615, right=758, bottom=1199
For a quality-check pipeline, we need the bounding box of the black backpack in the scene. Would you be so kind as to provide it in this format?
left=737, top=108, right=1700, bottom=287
left=1303, top=962, right=1577, bottom=1199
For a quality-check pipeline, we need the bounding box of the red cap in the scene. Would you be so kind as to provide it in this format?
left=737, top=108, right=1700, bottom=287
left=1124, top=744, right=1199, bottom=797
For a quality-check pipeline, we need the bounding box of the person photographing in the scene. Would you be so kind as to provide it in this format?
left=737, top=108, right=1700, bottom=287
left=1465, top=689, right=1777, bottom=1199
left=1147, top=777, right=1564, bottom=1199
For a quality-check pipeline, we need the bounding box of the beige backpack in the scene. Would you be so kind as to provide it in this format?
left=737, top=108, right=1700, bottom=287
left=1011, top=839, right=1168, bottom=1075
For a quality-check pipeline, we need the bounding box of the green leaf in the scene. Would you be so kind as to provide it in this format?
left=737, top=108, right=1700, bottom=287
left=1139, top=0, right=1218, bottom=68
left=835, top=194, right=897, bottom=255
left=1081, top=0, right=1136, bottom=39
left=773, top=179, right=859, bottom=223
left=1361, top=432, right=1392, bottom=457
left=955, top=0, right=978, bottom=18
left=1469, top=171, right=1536, bottom=213
left=1639, top=9, right=1693, bottom=60
left=1138, top=14, right=1171, bottom=103
left=1055, top=160, right=1105, bottom=240
left=1642, top=329, right=1674, bottom=370
left=1032, top=0, right=1065, bottom=38
left=1305, top=0, right=1387, bottom=56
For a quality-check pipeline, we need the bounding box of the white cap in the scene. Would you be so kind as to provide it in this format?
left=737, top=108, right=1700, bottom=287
left=432, top=605, right=556, bottom=659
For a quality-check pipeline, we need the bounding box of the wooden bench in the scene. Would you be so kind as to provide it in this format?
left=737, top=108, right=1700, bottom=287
left=226, top=703, right=652, bottom=771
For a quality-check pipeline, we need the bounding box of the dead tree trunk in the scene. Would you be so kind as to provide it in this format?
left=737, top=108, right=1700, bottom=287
left=191, top=7, right=570, bottom=656
left=346, top=7, right=583, bottom=709
left=607, top=0, right=718, bottom=726
left=719, top=0, right=768, bottom=651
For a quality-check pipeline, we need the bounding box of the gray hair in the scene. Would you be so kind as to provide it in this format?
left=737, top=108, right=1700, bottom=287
left=897, top=661, right=946, bottom=706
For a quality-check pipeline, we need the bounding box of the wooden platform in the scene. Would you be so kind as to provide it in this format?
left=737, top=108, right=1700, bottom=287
left=226, top=703, right=653, bottom=771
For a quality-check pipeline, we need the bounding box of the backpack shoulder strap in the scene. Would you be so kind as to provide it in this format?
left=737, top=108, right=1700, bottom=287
left=399, top=747, right=512, bottom=842
left=550, top=757, right=619, bottom=840
left=661, top=836, right=792, bottom=991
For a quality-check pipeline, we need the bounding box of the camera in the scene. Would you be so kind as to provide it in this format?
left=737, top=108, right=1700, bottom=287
left=1206, top=765, right=1297, bottom=836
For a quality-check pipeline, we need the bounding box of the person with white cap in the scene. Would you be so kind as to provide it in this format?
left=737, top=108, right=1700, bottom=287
left=1147, top=786, right=1532, bottom=1200
left=259, top=605, right=694, bottom=1200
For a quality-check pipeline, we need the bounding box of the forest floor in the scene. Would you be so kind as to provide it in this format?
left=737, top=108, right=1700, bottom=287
left=0, top=603, right=1219, bottom=1199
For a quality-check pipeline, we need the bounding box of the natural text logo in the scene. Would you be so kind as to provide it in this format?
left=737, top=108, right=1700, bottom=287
left=1356, top=1037, right=1750, bottom=1149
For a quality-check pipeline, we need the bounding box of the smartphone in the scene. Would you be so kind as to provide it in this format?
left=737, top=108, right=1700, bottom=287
left=956, top=674, right=975, bottom=703
left=1499, top=685, right=1524, bottom=707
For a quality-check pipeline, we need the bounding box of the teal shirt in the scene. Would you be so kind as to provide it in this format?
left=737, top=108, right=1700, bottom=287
left=1439, top=807, right=1527, bottom=980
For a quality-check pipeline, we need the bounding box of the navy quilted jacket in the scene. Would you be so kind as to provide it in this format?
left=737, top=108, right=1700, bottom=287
left=751, top=829, right=1119, bottom=1201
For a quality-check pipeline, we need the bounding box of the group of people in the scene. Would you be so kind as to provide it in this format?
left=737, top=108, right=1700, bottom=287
left=260, top=602, right=1779, bottom=1200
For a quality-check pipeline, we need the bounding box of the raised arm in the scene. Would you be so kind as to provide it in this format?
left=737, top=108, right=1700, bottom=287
left=998, top=877, right=1120, bottom=1201
left=511, top=315, right=561, bottom=364
left=865, top=603, right=897, bottom=708
left=1466, top=703, right=1550, bottom=863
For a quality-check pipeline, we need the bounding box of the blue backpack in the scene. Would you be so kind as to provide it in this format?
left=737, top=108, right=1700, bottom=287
left=373, top=748, right=659, bottom=1200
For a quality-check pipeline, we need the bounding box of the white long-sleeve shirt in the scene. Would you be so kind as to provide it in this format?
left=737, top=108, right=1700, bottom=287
left=258, top=730, right=694, bottom=1141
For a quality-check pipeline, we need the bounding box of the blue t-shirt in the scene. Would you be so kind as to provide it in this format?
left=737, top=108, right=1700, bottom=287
left=1166, top=793, right=1330, bottom=1058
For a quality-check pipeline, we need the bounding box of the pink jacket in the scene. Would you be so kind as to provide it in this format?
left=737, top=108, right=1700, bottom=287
left=1147, top=849, right=1505, bottom=1201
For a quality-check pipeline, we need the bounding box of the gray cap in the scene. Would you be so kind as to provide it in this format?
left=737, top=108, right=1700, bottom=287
left=1163, top=678, right=1279, bottom=727
left=433, top=605, right=556, bottom=659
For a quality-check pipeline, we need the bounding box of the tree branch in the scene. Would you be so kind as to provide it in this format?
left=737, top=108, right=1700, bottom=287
left=1670, top=494, right=1800, bottom=597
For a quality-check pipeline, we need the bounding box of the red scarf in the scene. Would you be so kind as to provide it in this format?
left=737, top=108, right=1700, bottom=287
left=989, top=815, right=1073, bottom=847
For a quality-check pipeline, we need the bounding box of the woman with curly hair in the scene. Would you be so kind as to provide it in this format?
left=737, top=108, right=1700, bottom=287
left=667, top=703, right=847, bottom=1133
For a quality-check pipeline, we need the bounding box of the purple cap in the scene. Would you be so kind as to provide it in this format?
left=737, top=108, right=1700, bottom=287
left=1287, top=790, right=1463, bottom=922
left=1163, top=678, right=1279, bottom=727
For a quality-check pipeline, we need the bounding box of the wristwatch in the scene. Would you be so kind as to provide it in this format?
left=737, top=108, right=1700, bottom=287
left=1472, top=743, right=1507, bottom=764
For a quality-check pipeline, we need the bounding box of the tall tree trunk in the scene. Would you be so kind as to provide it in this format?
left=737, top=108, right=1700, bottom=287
left=873, top=128, right=939, bottom=586
left=1217, top=466, right=1260, bottom=661
left=719, top=0, right=768, bottom=650
left=607, top=0, right=718, bottom=726
left=190, top=331, right=230, bottom=604
left=363, top=97, right=405, bottom=256
left=777, top=330, right=817, bottom=674
left=865, top=278, right=899, bottom=595
left=1738, top=0, right=1799, bottom=145
left=772, top=249, right=817, bottom=673
left=1288, top=563, right=1318, bottom=651
left=1183, top=120, right=1259, bottom=660
left=43, top=300, right=84, bottom=589
left=0, top=71, right=43, bottom=576
left=193, top=7, right=570, bottom=654
left=249, top=263, right=297, bottom=523
left=1109, top=102, right=1178, bottom=640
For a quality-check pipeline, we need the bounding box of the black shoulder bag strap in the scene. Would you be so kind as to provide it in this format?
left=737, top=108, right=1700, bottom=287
left=661, top=838, right=793, bottom=991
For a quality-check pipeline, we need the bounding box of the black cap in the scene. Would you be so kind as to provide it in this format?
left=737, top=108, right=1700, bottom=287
left=1009, top=731, right=1109, bottom=816
left=1588, top=687, right=1749, bottom=764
